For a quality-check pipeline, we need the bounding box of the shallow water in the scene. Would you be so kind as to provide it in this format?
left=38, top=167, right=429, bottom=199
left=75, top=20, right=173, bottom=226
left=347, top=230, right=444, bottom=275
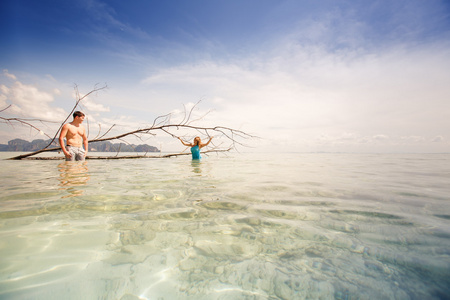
left=0, top=152, right=449, bottom=299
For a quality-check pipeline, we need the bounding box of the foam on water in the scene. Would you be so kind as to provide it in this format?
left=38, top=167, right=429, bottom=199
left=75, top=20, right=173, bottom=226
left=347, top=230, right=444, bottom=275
left=0, top=152, right=449, bottom=299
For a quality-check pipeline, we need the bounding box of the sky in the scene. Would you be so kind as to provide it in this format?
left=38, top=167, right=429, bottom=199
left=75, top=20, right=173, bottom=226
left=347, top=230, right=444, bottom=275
left=1, top=0, right=450, bottom=153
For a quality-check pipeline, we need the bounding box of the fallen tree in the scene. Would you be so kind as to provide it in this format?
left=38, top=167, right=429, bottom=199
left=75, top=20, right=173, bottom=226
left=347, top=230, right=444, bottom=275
left=1, top=85, right=255, bottom=160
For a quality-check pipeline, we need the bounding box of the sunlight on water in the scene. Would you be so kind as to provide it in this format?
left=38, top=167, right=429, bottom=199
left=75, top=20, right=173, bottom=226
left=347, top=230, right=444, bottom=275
left=0, top=152, right=449, bottom=299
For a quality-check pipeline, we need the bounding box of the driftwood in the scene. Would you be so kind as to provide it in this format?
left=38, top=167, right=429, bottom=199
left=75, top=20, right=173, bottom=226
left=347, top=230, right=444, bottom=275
left=20, top=149, right=232, bottom=160
left=2, top=85, right=255, bottom=160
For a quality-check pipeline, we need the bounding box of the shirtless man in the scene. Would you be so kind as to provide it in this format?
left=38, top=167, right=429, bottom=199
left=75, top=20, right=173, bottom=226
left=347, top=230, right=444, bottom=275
left=59, top=111, right=88, bottom=161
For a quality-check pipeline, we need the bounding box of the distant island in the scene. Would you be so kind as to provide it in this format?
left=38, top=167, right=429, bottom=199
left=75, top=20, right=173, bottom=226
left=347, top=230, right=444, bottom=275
left=0, top=138, right=160, bottom=153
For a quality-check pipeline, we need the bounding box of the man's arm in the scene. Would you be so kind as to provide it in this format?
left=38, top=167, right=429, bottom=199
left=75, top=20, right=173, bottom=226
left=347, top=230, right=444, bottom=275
left=59, top=124, right=71, bottom=158
left=82, top=128, right=88, bottom=157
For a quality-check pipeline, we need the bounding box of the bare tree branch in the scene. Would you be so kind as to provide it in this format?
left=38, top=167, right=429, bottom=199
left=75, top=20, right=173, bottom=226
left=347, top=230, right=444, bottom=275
left=3, top=85, right=256, bottom=160
left=182, top=100, right=201, bottom=125
left=0, top=105, right=12, bottom=113
left=96, top=124, right=116, bottom=140
left=1, top=105, right=60, bottom=140
left=42, top=84, right=108, bottom=150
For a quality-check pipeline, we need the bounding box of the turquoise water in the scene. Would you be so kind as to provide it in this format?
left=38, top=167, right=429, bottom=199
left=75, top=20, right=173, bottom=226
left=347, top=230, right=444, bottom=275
left=0, top=152, right=449, bottom=299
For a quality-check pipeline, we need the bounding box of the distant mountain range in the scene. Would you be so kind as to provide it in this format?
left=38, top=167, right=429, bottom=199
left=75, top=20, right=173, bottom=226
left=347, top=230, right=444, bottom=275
left=0, top=138, right=160, bottom=153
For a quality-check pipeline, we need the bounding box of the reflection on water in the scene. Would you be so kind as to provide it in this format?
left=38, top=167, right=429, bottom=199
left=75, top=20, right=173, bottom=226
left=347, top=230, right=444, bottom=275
left=58, top=161, right=90, bottom=198
left=191, top=160, right=202, bottom=174
left=0, top=153, right=449, bottom=299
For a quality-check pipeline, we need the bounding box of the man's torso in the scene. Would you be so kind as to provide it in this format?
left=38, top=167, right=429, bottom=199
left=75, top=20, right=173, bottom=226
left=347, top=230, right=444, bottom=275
left=65, top=123, right=85, bottom=147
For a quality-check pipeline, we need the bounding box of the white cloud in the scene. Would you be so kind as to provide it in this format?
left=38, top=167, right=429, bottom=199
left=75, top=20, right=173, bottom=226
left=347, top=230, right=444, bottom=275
left=82, top=96, right=110, bottom=112
left=1, top=81, right=67, bottom=121
left=0, top=72, right=115, bottom=143
left=138, top=40, right=450, bottom=153
left=0, top=72, right=111, bottom=120
left=0, top=85, right=9, bottom=94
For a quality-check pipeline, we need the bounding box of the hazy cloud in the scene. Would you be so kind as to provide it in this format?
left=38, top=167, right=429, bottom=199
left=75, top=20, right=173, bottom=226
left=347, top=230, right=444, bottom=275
left=432, top=136, right=444, bottom=143
left=373, top=135, right=389, bottom=141
left=401, top=136, right=425, bottom=143
left=2, top=69, right=17, bottom=81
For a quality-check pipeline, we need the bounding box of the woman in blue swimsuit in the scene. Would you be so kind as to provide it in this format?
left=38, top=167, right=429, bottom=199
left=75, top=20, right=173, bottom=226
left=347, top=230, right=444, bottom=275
left=178, top=136, right=213, bottom=159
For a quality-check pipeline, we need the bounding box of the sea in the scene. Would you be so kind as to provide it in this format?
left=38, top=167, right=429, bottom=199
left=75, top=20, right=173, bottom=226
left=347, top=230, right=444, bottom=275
left=0, top=152, right=449, bottom=300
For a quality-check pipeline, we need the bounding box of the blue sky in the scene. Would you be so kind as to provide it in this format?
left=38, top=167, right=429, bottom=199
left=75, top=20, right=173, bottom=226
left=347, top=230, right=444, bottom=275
left=1, top=0, right=450, bottom=152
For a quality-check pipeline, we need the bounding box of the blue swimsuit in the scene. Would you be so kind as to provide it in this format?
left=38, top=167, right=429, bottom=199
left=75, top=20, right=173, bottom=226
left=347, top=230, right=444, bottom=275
left=191, top=145, right=201, bottom=159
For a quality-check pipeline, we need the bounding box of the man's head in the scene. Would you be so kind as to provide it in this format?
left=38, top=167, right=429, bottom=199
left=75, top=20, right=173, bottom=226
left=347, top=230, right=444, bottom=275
left=73, top=111, right=85, bottom=119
